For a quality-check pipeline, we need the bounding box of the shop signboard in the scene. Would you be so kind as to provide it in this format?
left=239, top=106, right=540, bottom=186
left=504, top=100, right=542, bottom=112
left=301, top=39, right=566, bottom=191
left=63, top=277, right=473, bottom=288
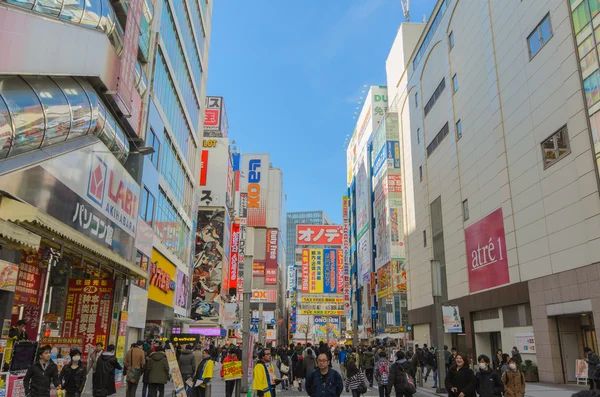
left=0, top=260, right=18, bottom=292
left=296, top=225, right=343, bottom=246
left=19, top=251, right=47, bottom=338
left=241, top=154, right=270, bottom=227
left=250, top=289, right=277, bottom=303
left=301, top=249, right=309, bottom=293
left=265, top=229, right=278, bottom=285
left=115, top=312, right=128, bottom=388
left=576, top=359, right=588, bottom=379
left=314, top=316, right=340, bottom=338
left=175, top=270, right=189, bottom=310
left=228, top=223, right=240, bottom=292
left=299, top=310, right=344, bottom=316
left=464, top=208, right=510, bottom=293
left=442, top=305, right=462, bottom=333
left=377, top=264, right=392, bottom=298
left=204, top=96, right=228, bottom=137
left=41, top=336, right=84, bottom=372
left=62, top=279, right=114, bottom=362
left=323, top=249, right=337, bottom=293
left=171, top=334, right=201, bottom=344
left=252, top=261, right=265, bottom=277
left=149, top=249, right=176, bottom=307
left=199, top=138, right=230, bottom=207
left=337, top=249, right=344, bottom=295
left=309, top=249, right=324, bottom=294
left=223, top=361, right=243, bottom=380
left=301, top=297, right=344, bottom=303
left=166, top=347, right=186, bottom=397
left=0, top=142, right=138, bottom=259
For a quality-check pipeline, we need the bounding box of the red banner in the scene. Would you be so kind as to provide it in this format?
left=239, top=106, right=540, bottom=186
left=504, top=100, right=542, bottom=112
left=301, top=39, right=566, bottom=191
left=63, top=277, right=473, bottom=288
left=265, top=229, right=278, bottom=285
left=301, top=249, right=309, bottom=293
left=15, top=251, right=45, bottom=306
left=229, top=223, right=240, bottom=291
left=465, top=208, right=510, bottom=293
left=62, top=279, right=114, bottom=358
left=296, top=225, right=343, bottom=245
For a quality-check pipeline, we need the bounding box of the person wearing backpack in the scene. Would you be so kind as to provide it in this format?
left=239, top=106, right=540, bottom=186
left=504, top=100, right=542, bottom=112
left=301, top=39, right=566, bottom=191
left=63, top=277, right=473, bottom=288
left=374, top=351, right=391, bottom=397
left=361, top=347, right=375, bottom=387
left=501, top=358, right=525, bottom=397
left=387, top=351, right=416, bottom=397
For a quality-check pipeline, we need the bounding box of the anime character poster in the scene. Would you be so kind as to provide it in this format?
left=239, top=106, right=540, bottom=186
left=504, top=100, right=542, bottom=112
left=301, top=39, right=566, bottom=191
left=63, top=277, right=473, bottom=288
left=192, top=209, right=225, bottom=319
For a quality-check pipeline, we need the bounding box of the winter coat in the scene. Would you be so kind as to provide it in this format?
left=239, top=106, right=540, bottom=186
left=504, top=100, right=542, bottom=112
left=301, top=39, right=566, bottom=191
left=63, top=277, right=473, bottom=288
left=294, top=358, right=306, bottom=379
left=511, top=350, right=523, bottom=365
left=492, top=354, right=502, bottom=372
left=147, top=351, right=170, bottom=384
left=587, top=352, right=600, bottom=380
left=501, top=369, right=525, bottom=397
left=92, top=353, right=122, bottom=396
left=220, top=355, right=240, bottom=378
left=295, top=345, right=305, bottom=356
left=193, top=349, right=203, bottom=371
left=445, top=364, right=476, bottom=397
left=60, top=362, right=87, bottom=395
left=475, top=369, right=503, bottom=397
left=87, top=349, right=102, bottom=374
left=387, top=359, right=415, bottom=396
left=415, top=348, right=425, bottom=366
left=179, top=349, right=197, bottom=378
left=304, top=353, right=316, bottom=374
left=344, top=370, right=366, bottom=391
left=423, top=349, right=435, bottom=366
left=361, top=351, right=375, bottom=370
left=124, top=347, right=146, bottom=370
left=23, top=359, right=60, bottom=396
left=306, top=368, right=344, bottom=397
left=374, top=357, right=391, bottom=385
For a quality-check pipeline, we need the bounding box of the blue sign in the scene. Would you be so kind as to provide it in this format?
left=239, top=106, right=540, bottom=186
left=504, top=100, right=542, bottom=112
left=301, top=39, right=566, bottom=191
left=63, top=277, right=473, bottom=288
left=250, top=324, right=259, bottom=334
left=270, top=318, right=276, bottom=325
left=371, top=306, right=377, bottom=319
left=251, top=318, right=259, bottom=325
left=387, top=141, right=401, bottom=168
left=323, top=249, right=337, bottom=294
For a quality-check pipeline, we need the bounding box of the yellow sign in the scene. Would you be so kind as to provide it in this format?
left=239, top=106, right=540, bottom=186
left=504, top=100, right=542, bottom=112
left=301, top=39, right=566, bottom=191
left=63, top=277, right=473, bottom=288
left=149, top=249, right=176, bottom=306
left=301, top=297, right=344, bottom=303
left=223, top=361, right=243, bottom=381
left=300, top=309, right=344, bottom=315
left=309, top=249, right=323, bottom=293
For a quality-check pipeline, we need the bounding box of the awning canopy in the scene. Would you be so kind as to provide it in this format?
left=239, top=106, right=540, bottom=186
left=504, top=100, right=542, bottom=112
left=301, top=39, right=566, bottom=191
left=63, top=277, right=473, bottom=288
left=0, top=218, right=40, bottom=252
left=0, top=198, right=146, bottom=279
left=376, top=333, right=390, bottom=339
left=388, top=333, right=404, bottom=339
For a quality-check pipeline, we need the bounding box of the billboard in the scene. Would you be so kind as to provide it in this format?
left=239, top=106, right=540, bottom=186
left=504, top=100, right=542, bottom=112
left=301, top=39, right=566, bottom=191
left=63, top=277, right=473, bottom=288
left=342, top=197, right=350, bottom=314
left=392, top=260, right=407, bottom=292
left=175, top=270, right=189, bottom=310
left=309, top=249, right=324, bottom=293
left=442, top=305, right=463, bottom=333
left=323, top=249, right=337, bottom=294
left=314, top=316, right=341, bottom=338
left=199, top=138, right=230, bottom=207
left=377, top=263, right=392, bottom=298
left=296, top=225, right=343, bottom=245
left=357, top=233, right=371, bottom=283
left=373, top=176, right=390, bottom=271
left=252, top=261, right=265, bottom=277
left=193, top=209, right=225, bottom=319
left=265, top=229, right=278, bottom=285
left=389, top=198, right=405, bottom=260
left=241, top=154, right=270, bottom=227
left=204, top=96, right=229, bottom=138
left=250, top=289, right=277, bottom=303
left=464, top=208, right=510, bottom=293
left=228, top=223, right=240, bottom=293
left=301, top=249, right=309, bottom=293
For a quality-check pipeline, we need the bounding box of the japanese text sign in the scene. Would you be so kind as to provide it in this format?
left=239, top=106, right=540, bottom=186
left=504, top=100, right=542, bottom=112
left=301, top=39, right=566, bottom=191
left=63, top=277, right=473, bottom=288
left=323, top=249, right=337, bottom=294
left=301, top=249, right=309, bottom=293
left=265, top=229, right=278, bottom=285
left=297, top=225, right=343, bottom=246
left=464, top=208, right=510, bottom=293
left=309, top=249, right=324, bottom=294
left=15, top=251, right=45, bottom=306
left=223, top=361, right=243, bottom=380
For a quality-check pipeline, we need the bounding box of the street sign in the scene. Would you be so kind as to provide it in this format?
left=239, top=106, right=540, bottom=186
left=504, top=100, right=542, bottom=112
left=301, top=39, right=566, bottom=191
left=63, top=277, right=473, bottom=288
left=371, top=306, right=377, bottom=319
left=406, top=325, right=413, bottom=332
left=251, top=318, right=259, bottom=324
left=270, top=318, right=276, bottom=325
left=250, top=324, right=259, bottom=334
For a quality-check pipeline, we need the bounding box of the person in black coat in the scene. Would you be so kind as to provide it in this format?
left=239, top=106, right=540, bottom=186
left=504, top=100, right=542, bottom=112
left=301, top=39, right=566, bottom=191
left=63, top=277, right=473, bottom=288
left=445, top=353, right=476, bottom=397
left=475, top=355, right=503, bottom=397
left=23, top=345, right=61, bottom=397
left=92, top=344, right=122, bottom=397
left=294, top=355, right=306, bottom=391
left=387, top=351, right=415, bottom=397
left=60, top=349, right=87, bottom=397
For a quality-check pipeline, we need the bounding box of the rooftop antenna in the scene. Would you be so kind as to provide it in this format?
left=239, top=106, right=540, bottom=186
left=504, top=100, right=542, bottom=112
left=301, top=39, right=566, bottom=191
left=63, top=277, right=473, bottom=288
left=401, top=0, right=409, bottom=22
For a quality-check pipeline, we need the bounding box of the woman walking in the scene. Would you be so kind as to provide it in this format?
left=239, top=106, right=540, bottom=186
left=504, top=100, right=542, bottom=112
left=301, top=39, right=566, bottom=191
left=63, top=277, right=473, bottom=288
left=445, top=352, right=475, bottom=397
left=60, top=349, right=86, bottom=397
left=345, top=360, right=367, bottom=397
left=293, top=355, right=305, bottom=392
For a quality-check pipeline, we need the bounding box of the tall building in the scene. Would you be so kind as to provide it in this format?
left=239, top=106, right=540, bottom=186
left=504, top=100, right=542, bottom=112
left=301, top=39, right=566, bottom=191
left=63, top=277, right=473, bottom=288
left=386, top=0, right=600, bottom=384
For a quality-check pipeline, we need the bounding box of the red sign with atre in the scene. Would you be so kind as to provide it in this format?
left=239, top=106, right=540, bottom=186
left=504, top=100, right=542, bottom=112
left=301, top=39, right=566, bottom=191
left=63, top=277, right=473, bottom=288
left=229, top=223, right=240, bottom=291
left=265, top=229, right=278, bottom=285
left=296, top=225, right=343, bottom=246
left=464, top=208, right=510, bottom=293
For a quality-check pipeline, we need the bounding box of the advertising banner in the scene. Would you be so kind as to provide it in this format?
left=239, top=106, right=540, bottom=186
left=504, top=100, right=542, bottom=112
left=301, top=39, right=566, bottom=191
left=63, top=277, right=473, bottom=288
left=241, top=154, right=270, bottom=227
left=464, top=208, right=510, bottom=293
left=392, top=260, right=407, bottom=293
left=576, top=359, right=588, bottom=379
left=149, top=250, right=176, bottom=307
left=250, top=289, right=277, bottom=303
left=19, top=251, right=47, bottom=338
left=314, top=316, right=341, bottom=338
left=323, top=249, right=337, bottom=294
left=265, top=229, right=278, bottom=285
left=357, top=233, right=371, bottom=283
left=388, top=174, right=402, bottom=193
left=115, top=312, right=128, bottom=388
left=373, top=176, right=390, bottom=271
left=193, top=209, right=225, bottom=319
left=204, top=96, right=227, bottom=137
left=377, top=263, right=392, bottom=298
left=0, top=142, right=139, bottom=259
left=165, top=347, right=186, bottom=397
left=199, top=138, right=230, bottom=207
left=442, top=305, right=462, bottom=333
left=223, top=303, right=239, bottom=327
left=389, top=199, right=405, bottom=260
left=223, top=361, right=243, bottom=381
left=300, top=297, right=344, bottom=303
left=0, top=260, right=18, bottom=292
left=252, top=261, right=265, bottom=277
left=175, top=270, right=189, bottom=309
left=514, top=332, right=536, bottom=354
left=309, top=249, right=324, bottom=294
left=336, top=250, right=344, bottom=294
left=301, top=249, right=309, bottom=293
left=342, top=196, right=350, bottom=315
left=62, top=279, right=114, bottom=357
left=296, top=225, right=343, bottom=246
left=228, top=223, right=240, bottom=292
left=300, top=309, right=344, bottom=316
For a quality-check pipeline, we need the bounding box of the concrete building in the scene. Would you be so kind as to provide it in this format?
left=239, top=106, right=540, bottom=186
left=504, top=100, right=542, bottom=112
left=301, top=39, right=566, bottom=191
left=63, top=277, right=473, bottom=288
left=387, top=0, right=600, bottom=384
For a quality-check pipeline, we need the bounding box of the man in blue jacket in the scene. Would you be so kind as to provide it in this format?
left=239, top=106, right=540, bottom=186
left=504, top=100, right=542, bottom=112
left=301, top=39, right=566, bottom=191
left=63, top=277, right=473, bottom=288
left=338, top=347, right=348, bottom=379
left=305, top=353, right=343, bottom=397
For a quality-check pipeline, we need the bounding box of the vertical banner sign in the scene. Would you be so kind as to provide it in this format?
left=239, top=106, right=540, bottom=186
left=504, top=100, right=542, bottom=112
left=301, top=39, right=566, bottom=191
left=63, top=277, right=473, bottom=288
left=62, top=279, right=114, bottom=362
left=342, top=197, right=350, bottom=315
left=337, top=250, right=344, bottom=294
left=165, top=347, right=187, bottom=397
left=18, top=251, right=47, bottom=338
left=323, top=249, right=336, bottom=294
left=309, top=249, right=324, bottom=294
left=265, top=229, right=278, bottom=285
left=301, top=249, right=309, bottom=293
left=115, top=311, right=128, bottom=389
left=229, top=223, right=240, bottom=292
left=243, top=155, right=269, bottom=227
left=252, top=261, right=265, bottom=277
left=464, top=208, right=510, bottom=293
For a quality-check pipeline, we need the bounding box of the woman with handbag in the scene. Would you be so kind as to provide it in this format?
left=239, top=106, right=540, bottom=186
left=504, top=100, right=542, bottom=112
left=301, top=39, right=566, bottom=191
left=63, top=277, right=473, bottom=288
left=345, top=360, right=368, bottom=397
left=276, top=349, right=291, bottom=391
left=293, top=355, right=305, bottom=392
left=123, top=342, right=146, bottom=397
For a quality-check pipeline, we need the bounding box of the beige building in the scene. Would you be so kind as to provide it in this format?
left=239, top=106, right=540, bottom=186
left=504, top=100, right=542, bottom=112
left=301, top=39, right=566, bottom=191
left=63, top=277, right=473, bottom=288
left=387, top=0, right=600, bottom=383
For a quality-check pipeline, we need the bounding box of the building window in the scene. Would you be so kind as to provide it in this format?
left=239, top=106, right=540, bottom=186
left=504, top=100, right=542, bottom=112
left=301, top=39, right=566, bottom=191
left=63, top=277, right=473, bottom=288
left=462, top=199, right=469, bottom=221
left=542, top=125, right=570, bottom=168
left=452, top=74, right=459, bottom=93
left=423, top=230, right=427, bottom=247
left=417, top=128, right=421, bottom=144
left=448, top=31, right=454, bottom=49
left=140, top=186, right=155, bottom=225
left=503, top=304, right=533, bottom=327
left=456, top=120, right=462, bottom=140
left=528, top=13, right=552, bottom=58
left=572, top=3, right=591, bottom=35
left=426, top=122, right=450, bottom=157
left=419, top=165, right=423, bottom=182
left=415, top=92, right=419, bottom=107
left=147, top=128, right=160, bottom=169
left=424, top=78, right=445, bottom=116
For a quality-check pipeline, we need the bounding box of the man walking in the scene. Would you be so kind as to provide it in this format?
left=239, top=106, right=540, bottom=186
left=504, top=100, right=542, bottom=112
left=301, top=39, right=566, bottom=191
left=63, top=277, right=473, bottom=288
left=361, top=347, right=375, bottom=387
left=147, top=345, right=169, bottom=397
left=253, top=349, right=279, bottom=397
left=192, top=349, right=215, bottom=397
left=305, top=353, right=343, bottom=397
left=338, top=346, right=348, bottom=379
left=23, top=345, right=61, bottom=397
left=124, top=341, right=146, bottom=397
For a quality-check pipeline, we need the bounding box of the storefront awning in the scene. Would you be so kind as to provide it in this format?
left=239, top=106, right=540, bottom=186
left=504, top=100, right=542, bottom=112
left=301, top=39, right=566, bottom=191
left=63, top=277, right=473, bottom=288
left=0, top=198, right=145, bottom=278
left=0, top=218, right=41, bottom=251
left=388, top=333, right=404, bottom=339
left=377, top=333, right=390, bottom=339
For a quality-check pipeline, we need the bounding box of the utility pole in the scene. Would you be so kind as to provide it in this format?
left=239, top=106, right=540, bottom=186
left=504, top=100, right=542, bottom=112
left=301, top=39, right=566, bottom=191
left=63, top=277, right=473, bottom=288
left=241, top=257, right=253, bottom=393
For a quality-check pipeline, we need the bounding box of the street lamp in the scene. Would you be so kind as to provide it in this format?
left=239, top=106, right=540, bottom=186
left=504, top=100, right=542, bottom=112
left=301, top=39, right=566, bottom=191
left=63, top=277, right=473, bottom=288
left=431, top=260, right=447, bottom=393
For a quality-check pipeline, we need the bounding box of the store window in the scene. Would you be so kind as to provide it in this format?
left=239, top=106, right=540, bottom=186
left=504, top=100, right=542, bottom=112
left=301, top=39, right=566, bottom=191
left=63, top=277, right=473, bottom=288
left=147, top=128, right=160, bottom=169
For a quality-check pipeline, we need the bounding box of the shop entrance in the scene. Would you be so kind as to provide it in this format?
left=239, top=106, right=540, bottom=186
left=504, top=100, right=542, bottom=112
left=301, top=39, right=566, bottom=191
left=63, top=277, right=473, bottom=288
left=556, top=313, right=596, bottom=383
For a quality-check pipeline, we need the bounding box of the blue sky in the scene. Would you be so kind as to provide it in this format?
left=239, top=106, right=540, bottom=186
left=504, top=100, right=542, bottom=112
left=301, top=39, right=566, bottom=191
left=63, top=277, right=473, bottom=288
left=207, top=0, right=436, bottom=224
